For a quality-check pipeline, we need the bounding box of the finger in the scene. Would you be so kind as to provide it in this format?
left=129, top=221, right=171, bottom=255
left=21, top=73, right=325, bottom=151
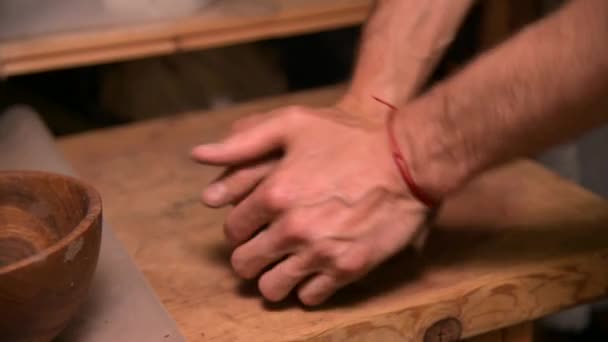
left=191, top=116, right=286, bottom=166
left=230, top=113, right=270, bottom=133
left=297, top=273, right=341, bottom=306
left=230, top=208, right=314, bottom=278
left=202, top=159, right=277, bottom=208
left=223, top=178, right=287, bottom=246
left=230, top=226, right=293, bottom=279
left=258, top=252, right=317, bottom=302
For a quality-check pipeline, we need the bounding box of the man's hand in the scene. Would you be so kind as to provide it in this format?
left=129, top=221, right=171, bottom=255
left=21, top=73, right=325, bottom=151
left=188, top=0, right=474, bottom=305
left=192, top=105, right=430, bottom=306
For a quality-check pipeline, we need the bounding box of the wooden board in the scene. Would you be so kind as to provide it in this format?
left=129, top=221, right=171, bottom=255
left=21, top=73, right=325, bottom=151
left=59, top=86, right=608, bottom=341
left=467, top=323, right=533, bottom=342
left=0, top=0, right=371, bottom=77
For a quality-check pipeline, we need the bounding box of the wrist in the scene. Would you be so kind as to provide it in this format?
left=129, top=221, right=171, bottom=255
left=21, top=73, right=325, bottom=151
left=337, top=92, right=395, bottom=118
left=392, top=87, right=474, bottom=200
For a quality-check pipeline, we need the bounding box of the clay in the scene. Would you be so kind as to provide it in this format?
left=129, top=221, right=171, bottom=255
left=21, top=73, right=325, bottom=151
left=0, top=171, right=102, bottom=342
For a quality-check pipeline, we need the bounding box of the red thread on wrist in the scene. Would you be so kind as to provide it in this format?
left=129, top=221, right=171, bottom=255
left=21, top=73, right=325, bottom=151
left=373, top=96, right=438, bottom=208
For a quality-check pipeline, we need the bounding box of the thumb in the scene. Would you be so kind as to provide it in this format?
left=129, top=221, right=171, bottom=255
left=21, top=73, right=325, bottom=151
left=191, top=118, right=284, bottom=166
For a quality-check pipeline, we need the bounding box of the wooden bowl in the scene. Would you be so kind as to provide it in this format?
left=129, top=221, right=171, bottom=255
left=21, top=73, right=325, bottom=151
left=0, top=171, right=102, bottom=342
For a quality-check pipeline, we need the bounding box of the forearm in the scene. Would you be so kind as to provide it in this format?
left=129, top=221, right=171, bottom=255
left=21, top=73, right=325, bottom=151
left=399, top=0, right=608, bottom=199
left=339, top=0, right=475, bottom=115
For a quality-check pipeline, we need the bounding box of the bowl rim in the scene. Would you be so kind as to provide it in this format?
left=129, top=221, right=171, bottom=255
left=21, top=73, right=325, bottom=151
left=0, top=170, right=102, bottom=275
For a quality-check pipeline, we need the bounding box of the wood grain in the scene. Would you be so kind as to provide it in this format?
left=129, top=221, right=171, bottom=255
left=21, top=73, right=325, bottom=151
left=0, top=205, right=57, bottom=264
left=59, top=86, right=608, bottom=341
left=0, top=0, right=371, bottom=77
left=0, top=171, right=102, bottom=342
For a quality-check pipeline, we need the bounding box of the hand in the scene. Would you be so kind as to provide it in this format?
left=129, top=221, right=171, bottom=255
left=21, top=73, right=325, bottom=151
left=192, top=104, right=430, bottom=306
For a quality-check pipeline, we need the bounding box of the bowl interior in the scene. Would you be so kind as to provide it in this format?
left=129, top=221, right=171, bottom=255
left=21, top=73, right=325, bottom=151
left=0, top=173, right=91, bottom=267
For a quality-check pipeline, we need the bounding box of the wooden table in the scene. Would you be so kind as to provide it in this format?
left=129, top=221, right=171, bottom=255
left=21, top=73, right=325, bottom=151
left=0, top=0, right=370, bottom=77
left=59, top=86, right=608, bottom=341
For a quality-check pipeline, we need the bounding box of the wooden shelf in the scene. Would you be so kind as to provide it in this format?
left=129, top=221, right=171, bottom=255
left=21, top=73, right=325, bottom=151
left=0, top=0, right=371, bottom=77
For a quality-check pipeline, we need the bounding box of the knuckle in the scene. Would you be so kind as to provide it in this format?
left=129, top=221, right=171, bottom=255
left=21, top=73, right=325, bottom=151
left=223, top=220, right=244, bottom=245
left=298, top=280, right=334, bottom=307
left=258, top=275, right=282, bottom=302
left=298, top=292, right=319, bottom=307
left=279, top=213, right=309, bottom=243
left=230, top=250, right=250, bottom=278
left=261, top=183, right=291, bottom=210
left=309, top=243, right=335, bottom=263
left=333, top=250, right=369, bottom=278
left=282, top=105, right=306, bottom=123
left=284, top=105, right=305, bottom=115
left=283, top=259, right=309, bottom=280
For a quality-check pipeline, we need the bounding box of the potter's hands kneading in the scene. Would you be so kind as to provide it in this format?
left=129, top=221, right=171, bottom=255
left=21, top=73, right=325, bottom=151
left=193, top=0, right=608, bottom=310
left=189, top=0, right=473, bottom=306
left=191, top=103, right=431, bottom=306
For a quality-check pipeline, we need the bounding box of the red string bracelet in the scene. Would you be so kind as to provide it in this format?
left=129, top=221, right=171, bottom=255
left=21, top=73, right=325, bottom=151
left=373, top=96, right=438, bottom=208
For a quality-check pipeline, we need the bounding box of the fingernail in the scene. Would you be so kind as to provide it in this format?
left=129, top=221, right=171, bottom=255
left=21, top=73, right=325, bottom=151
left=203, top=183, right=227, bottom=205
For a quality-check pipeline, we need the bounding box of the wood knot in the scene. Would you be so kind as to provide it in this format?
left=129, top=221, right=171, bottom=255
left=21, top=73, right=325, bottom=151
left=423, top=317, right=462, bottom=342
